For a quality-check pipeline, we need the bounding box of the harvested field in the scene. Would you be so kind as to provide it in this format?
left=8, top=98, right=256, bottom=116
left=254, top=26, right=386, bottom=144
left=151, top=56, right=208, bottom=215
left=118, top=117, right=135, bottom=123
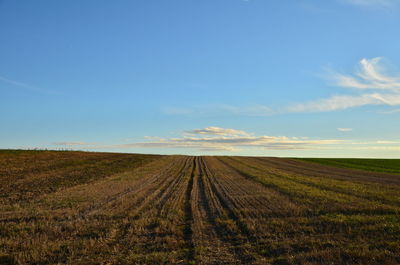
left=1, top=150, right=400, bottom=264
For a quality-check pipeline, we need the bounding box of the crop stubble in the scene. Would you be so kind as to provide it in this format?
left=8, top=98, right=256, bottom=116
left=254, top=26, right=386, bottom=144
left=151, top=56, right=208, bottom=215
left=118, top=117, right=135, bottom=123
left=0, top=151, right=399, bottom=264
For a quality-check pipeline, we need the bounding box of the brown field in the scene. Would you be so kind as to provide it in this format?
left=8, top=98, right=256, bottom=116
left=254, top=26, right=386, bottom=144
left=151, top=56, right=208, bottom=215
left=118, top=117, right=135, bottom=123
left=0, top=150, right=399, bottom=265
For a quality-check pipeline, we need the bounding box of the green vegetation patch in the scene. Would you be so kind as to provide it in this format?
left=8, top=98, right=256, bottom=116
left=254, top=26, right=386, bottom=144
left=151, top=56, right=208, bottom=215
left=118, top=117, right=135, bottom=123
left=295, top=158, right=400, bottom=174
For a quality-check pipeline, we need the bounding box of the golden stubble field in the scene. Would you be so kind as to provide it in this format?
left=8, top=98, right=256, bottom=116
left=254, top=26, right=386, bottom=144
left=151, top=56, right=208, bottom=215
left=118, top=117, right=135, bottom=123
left=0, top=150, right=399, bottom=265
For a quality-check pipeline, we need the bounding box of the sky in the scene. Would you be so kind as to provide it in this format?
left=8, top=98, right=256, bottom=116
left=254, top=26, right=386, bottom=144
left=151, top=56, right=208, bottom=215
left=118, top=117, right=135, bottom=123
left=1, top=0, right=400, bottom=157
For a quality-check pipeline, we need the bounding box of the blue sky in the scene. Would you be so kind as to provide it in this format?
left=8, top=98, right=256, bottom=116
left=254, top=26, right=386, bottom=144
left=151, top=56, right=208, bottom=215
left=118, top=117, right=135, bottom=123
left=1, top=0, right=400, bottom=157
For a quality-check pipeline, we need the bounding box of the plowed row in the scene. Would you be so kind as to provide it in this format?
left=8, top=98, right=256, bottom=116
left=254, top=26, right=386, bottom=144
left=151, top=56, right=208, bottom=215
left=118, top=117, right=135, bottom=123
left=0, top=151, right=399, bottom=264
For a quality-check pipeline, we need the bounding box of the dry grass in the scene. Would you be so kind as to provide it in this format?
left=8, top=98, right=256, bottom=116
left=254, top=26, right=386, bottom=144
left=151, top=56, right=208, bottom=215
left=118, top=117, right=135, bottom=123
left=0, top=150, right=399, bottom=264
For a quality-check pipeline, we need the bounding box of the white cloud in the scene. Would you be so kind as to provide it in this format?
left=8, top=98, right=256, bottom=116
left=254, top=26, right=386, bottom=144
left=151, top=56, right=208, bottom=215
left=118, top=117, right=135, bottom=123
left=91, top=127, right=344, bottom=152
left=185, top=126, right=250, bottom=136
left=56, top=127, right=400, bottom=154
left=288, top=93, right=400, bottom=112
left=337, top=128, right=353, bottom=132
left=332, top=58, right=400, bottom=91
left=287, top=57, right=400, bottom=112
left=356, top=146, right=400, bottom=151
left=164, top=58, right=400, bottom=116
left=376, top=140, right=398, bottom=144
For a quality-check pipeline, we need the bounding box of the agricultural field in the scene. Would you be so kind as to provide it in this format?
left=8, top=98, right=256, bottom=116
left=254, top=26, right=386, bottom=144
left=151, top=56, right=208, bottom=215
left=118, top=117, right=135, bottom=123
left=0, top=150, right=400, bottom=265
left=295, top=158, right=400, bottom=174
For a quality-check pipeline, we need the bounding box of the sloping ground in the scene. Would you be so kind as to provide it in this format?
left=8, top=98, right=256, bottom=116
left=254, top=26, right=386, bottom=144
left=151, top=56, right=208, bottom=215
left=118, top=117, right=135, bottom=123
left=0, top=151, right=399, bottom=264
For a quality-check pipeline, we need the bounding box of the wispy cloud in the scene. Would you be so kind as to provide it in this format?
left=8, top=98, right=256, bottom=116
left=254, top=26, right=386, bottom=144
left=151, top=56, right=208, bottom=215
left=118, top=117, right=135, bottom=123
left=163, top=58, right=400, bottom=115
left=332, top=58, right=400, bottom=91
left=337, top=128, right=353, bottom=132
left=379, top=108, right=400, bottom=114
left=217, top=104, right=273, bottom=116
left=53, top=142, right=92, bottom=146
left=375, top=140, right=398, bottom=144
left=163, top=104, right=273, bottom=117
left=0, top=75, right=56, bottom=94
left=185, top=126, right=250, bottom=136
left=88, top=127, right=344, bottom=152
left=162, top=107, right=193, bottom=115
left=53, top=127, right=400, bottom=154
left=287, top=93, right=400, bottom=112
left=342, top=0, right=395, bottom=8
left=287, top=57, right=400, bottom=112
